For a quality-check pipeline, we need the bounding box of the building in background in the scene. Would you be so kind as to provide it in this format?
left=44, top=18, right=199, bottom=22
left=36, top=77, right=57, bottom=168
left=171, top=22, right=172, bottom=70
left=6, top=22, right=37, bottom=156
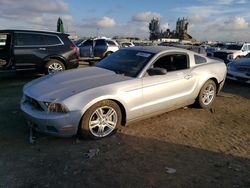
left=149, top=17, right=195, bottom=42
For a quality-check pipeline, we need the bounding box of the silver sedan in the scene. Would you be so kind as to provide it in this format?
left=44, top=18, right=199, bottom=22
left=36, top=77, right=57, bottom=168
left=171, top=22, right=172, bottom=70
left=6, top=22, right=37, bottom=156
left=20, top=46, right=227, bottom=139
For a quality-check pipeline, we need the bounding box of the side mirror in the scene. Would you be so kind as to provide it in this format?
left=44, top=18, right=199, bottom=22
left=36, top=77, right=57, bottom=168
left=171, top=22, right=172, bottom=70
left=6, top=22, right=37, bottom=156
left=147, top=67, right=167, bottom=76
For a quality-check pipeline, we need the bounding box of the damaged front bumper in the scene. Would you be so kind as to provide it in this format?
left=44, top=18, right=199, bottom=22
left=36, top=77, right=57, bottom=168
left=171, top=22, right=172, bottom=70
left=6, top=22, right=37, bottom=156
left=21, top=102, right=82, bottom=137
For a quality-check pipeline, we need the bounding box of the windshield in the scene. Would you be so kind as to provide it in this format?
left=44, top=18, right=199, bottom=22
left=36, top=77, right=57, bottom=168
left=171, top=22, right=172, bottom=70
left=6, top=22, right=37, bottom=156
left=96, top=49, right=154, bottom=77
left=226, top=44, right=243, bottom=50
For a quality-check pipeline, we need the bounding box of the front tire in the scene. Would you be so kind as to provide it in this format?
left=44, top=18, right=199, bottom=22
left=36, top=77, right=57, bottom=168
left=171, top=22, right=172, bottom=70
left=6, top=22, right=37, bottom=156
left=197, top=80, right=217, bottom=109
left=45, top=59, right=65, bottom=74
left=79, top=100, right=122, bottom=139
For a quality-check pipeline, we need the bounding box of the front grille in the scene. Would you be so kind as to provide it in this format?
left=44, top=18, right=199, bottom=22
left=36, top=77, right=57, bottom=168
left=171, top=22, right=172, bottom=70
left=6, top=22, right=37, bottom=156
left=25, top=96, right=44, bottom=111
left=213, top=52, right=229, bottom=62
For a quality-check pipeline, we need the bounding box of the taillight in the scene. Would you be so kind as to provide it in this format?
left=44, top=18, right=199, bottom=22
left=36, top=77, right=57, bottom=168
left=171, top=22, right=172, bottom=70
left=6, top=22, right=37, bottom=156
left=70, top=44, right=78, bottom=57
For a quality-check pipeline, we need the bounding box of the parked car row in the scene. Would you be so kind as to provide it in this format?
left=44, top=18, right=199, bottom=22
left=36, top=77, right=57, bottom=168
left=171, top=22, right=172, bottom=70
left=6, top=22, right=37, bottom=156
left=1, top=29, right=249, bottom=85
left=212, top=43, right=250, bottom=64
left=204, top=42, right=250, bottom=84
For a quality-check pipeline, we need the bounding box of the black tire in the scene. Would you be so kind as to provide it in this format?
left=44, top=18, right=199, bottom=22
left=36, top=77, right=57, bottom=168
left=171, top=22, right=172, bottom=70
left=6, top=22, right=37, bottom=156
left=45, top=59, right=65, bottom=75
left=79, top=100, right=122, bottom=139
left=196, top=80, right=217, bottom=109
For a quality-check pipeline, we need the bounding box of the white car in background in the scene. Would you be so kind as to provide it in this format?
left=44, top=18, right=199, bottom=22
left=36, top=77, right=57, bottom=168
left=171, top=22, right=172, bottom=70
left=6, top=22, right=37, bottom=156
left=121, top=42, right=135, bottom=48
left=213, top=43, right=250, bottom=63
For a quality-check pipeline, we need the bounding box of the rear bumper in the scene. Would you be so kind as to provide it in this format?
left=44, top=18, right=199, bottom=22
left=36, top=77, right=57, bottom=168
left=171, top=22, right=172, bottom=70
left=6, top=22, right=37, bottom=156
left=21, top=102, right=82, bottom=137
left=66, top=58, right=79, bottom=69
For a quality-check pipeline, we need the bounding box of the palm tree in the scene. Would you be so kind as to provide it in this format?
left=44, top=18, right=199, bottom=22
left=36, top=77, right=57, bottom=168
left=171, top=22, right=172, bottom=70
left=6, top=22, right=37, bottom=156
left=57, top=17, right=64, bottom=33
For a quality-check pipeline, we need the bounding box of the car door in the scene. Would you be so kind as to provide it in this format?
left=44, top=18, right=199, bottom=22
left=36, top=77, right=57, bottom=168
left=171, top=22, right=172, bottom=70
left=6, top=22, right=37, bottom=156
left=93, top=39, right=108, bottom=58
left=13, top=32, right=49, bottom=69
left=142, top=53, right=196, bottom=116
left=79, top=39, right=93, bottom=58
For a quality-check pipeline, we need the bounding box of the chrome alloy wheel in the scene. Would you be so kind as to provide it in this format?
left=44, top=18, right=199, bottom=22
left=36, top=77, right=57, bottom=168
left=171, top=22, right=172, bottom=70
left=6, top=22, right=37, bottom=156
left=89, top=106, right=118, bottom=137
left=202, top=83, right=215, bottom=105
left=48, top=63, right=64, bottom=74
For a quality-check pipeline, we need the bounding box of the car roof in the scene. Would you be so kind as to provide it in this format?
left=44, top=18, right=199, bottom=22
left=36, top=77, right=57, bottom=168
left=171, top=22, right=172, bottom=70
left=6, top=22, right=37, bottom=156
left=0, top=29, right=68, bottom=35
left=124, top=46, right=192, bottom=54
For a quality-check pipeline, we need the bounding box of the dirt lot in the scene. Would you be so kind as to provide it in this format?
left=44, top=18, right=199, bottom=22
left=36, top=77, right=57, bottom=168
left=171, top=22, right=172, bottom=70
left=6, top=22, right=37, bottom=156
left=0, top=68, right=250, bottom=188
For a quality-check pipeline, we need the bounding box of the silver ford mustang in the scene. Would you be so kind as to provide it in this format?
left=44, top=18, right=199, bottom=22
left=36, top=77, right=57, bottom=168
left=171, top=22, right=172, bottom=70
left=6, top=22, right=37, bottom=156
left=20, top=46, right=227, bottom=139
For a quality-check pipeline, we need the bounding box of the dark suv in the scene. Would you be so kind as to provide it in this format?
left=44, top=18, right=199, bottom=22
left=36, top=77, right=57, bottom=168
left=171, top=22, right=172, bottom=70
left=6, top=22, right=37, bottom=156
left=0, top=30, right=79, bottom=74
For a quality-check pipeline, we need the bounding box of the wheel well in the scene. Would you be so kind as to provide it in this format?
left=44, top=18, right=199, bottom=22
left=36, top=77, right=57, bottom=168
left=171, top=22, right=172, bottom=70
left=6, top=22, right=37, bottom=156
left=48, top=57, right=66, bottom=66
left=111, top=99, right=126, bottom=126
left=80, top=99, right=127, bottom=127
left=209, top=77, right=219, bottom=94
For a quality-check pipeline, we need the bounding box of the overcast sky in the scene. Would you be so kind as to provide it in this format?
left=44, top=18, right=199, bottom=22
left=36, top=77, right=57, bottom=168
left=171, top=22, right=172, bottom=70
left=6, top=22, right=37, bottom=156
left=0, top=0, right=250, bottom=41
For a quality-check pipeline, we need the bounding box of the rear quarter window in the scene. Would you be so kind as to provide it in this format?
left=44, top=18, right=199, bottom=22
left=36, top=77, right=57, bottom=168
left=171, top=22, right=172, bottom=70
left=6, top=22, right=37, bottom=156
left=194, top=55, right=207, bottom=64
left=44, top=35, right=62, bottom=45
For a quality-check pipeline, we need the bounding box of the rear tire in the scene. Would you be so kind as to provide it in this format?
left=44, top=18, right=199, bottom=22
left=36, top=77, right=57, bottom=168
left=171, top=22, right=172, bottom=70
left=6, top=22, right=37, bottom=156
left=79, top=100, right=122, bottom=139
left=45, top=59, right=65, bottom=74
left=196, top=80, right=217, bottom=109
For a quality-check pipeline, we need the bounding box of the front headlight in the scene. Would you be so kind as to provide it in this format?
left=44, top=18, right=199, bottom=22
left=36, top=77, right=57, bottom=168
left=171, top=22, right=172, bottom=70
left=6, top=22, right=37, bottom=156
left=44, top=102, right=69, bottom=113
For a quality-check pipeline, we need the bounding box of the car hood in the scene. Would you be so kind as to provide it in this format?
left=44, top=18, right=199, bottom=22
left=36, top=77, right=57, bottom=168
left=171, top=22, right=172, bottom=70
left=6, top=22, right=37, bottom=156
left=231, top=58, right=250, bottom=67
left=24, top=67, right=132, bottom=101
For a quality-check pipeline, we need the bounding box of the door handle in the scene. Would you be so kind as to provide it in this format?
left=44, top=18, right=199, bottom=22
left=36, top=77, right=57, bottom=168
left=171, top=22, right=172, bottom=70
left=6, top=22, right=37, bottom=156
left=184, top=75, right=192, bottom=80
left=39, top=48, right=46, bottom=50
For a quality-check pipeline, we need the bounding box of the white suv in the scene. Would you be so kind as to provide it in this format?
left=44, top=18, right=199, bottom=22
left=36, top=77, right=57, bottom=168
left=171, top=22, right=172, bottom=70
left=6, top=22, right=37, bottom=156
left=212, top=43, right=250, bottom=63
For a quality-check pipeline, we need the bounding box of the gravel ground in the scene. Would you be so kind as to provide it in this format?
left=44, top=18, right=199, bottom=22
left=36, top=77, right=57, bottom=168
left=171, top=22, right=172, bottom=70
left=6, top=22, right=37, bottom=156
left=0, top=66, right=249, bottom=188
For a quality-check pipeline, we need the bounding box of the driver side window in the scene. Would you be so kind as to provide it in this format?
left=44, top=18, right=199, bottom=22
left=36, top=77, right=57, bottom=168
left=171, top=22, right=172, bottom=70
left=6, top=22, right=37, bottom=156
left=153, top=53, right=189, bottom=72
